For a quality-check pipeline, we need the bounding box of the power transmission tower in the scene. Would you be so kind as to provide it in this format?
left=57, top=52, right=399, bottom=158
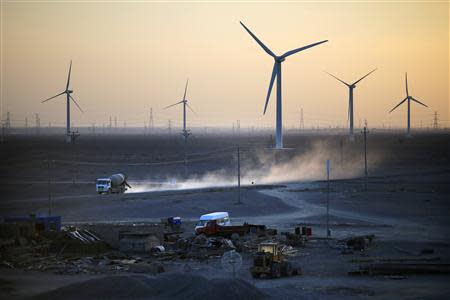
left=35, top=113, right=40, bottom=135
left=149, top=108, right=154, bottom=132
left=300, top=108, right=304, bottom=129
left=109, top=116, right=112, bottom=130
left=237, top=120, right=240, bottom=136
left=1, top=121, right=5, bottom=142
left=6, top=112, right=11, bottom=129
left=114, top=116, right=117, bottom=131
left=433, top=111, right=439, bottom=129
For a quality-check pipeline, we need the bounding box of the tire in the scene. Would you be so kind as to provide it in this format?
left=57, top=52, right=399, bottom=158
left=271, top=262, right=281, bottom=278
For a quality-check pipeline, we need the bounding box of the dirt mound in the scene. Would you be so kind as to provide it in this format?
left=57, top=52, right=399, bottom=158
left=32, top=273, right=265, bottom=300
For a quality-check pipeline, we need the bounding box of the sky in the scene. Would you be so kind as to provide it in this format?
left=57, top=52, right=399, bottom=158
left=1, top=0, right=449, bottom=130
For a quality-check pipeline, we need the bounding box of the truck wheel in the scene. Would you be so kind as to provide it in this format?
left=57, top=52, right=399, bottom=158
left=271, top=263, right=281, bottom=278
left=280, top=262, right=288, bottom=277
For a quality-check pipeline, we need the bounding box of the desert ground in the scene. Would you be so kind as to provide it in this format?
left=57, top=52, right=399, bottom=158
left=1, top=130, right=449, bottom=299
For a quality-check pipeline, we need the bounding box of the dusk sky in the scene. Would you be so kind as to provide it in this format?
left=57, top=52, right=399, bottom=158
left=1, top=1, right=448, bottom=129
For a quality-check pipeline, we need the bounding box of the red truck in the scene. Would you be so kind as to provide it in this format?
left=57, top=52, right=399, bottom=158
left=195, top=220, right=267, bottom=238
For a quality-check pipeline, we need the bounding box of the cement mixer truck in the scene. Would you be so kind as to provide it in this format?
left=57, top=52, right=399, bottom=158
left=96, top=173, right=131, bottom=194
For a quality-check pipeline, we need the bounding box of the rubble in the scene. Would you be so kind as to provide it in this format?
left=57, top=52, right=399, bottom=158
left=0, top=219, right=309, bottom=276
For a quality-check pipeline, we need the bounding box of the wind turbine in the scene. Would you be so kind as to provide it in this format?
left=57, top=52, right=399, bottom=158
left=326, top=68, right=377, bottom=140
left=240, top=21, right=328, bottom=149
left=41, top=60, right=83, bottom=143
left=165, top=79, right=195, bottom=144
left=389, top=73, right=428, bottom=136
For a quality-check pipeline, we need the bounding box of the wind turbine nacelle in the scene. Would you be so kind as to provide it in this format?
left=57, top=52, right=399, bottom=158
left=67, top=90, right=73, bottom=94
left=276, top=57, right=285, bottom=62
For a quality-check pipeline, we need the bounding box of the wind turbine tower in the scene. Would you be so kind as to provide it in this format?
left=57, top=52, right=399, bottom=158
left=240, top=21, right=328, bottom=149
left=41, top=61, right=83, bottom=142
left=326, top=68, right=376, bottom=140
left=389, top=73, right=428, bottom=136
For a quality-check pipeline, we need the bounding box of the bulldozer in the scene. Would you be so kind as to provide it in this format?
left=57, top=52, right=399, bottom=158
left=250, top=242, right=299, bottom=278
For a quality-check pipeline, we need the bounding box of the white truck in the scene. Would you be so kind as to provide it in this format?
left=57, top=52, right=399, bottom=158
left=194, top=212, right=231, bottom=232
left=96, top=173, right=131, bottom=194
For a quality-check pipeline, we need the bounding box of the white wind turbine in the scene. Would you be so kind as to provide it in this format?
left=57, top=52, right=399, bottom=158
left=326, top=68, right=376, bottom=140
left=41, top=60, right=83, bottom=143
left=165, top=79, right=195, bottom=143
left=240, top=21, right=328, bottom=149
left=389, top=73, right=428, bottom=136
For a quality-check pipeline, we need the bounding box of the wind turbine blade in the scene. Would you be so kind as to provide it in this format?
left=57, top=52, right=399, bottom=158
left=411, top=97, right=428, bottom=108
left=66, top=60, right=72, bottom=91
left=183, top=79, right=189, bottom=100
left=186, top=103, right=196, bottom=115
left=281, top=40, right=328, bottom=59
left=405, top=72, right=409, bottom=96
left=389, top=97, right=408, bottom=113
left=240, top=21, right=276, bottom=58
left=325, top=71, right=350, bottom=86
left=42, top=91, right=66, bottom=103
left=353, top=68, right=377, bottom=85
left=164, top=101, right=183, bottom=109
left=69, top=95, right=83, bottom=112
left=263, top=63, right=278, bottom=115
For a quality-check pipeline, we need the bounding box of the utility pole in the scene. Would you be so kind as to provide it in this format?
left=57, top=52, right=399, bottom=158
left=47, top=159, right=52, bottom=216
left=109, top=116, right=112, bottom=131
left=25, top=118, right=28, bottom=130
left=300, top=108, right=304, bottom=130
left=362, top=126, right=369, bottom=177
left=6, top=112, right=10, bottom=129
left=237, top=147, right=242, bottom=204
left=168, top=119, right=172, bottom=134
left=114, top=116, right=117, bottom=132
left=326, top=159, right=330, bottom=237
left=237, top=120, right=240, bottom=136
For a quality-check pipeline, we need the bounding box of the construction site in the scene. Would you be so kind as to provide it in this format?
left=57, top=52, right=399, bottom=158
left=0, top=132, right=449, bottom=299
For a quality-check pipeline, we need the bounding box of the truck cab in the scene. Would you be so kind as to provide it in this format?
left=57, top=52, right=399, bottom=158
left=96, top=178, right=111, bottom=194
left=194, top=212, right=230, bottom=232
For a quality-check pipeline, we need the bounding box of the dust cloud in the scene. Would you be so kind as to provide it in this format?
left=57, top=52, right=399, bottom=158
left=128, top=141, right=381, bottom=193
